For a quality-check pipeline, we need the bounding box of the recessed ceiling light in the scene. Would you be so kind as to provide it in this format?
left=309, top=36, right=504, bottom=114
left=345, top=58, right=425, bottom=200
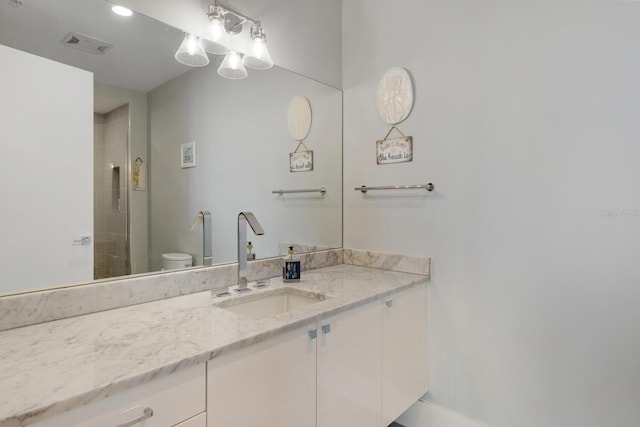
left=112, top=5, right=133, bottom=17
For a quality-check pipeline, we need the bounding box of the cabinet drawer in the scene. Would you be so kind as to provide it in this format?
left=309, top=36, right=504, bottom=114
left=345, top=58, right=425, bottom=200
left=32, top=364, right=205, bottom=427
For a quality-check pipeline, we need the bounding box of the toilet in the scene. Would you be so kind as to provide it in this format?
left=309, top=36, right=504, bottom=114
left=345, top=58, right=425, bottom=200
left=162, top=253, right=193, bottom=270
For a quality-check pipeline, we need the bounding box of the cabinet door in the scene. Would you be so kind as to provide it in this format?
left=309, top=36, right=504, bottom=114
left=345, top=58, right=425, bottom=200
left=31, top=364, right=205, bottom=427
left=173, top=412, right=206, bottom=427
left=317, top=301, right=383, bottom=427
left=382, top=284, right=428, bottom=425
left=207, top=324, right=316, bottom=427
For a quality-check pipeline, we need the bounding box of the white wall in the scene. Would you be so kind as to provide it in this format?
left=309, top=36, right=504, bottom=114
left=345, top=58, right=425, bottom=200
left=117, top=0, right=342, bottom=88
left=147, top=66, right=342, bottom=270
left=0, top=44, right=93, bottom=293
left=343, top=1, right=640, bottom=426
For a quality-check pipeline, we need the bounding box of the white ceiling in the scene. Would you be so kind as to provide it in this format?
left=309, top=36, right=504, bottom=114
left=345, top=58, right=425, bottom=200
left=0, top=0, right=194, bottom=93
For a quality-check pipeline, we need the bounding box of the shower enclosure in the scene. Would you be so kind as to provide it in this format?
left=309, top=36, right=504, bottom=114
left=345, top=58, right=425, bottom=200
left=93, top=104, right=131, bottom=279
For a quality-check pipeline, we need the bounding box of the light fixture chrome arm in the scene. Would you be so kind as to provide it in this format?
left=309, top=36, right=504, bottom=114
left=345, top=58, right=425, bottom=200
left=176, top=3, right=274, bottom=74
left=204, top=2, right=273, bottom=74
left=207, top=3, right=259, bottom=30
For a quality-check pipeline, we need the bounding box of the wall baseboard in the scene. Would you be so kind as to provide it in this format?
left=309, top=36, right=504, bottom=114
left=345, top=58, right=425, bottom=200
left=396, top=400, right=489, bottom=427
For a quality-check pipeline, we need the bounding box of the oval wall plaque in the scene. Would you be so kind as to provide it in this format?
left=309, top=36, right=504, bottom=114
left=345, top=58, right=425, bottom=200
left=287, top=96, right=312, bottom=141
left=376, top=67, right=414, bottom=125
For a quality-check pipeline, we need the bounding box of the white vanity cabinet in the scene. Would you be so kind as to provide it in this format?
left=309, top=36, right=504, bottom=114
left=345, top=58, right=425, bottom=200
left=206, top=325, right=317, bottom=427
left=206, top=299, right=382, bottom=427
left=206, top=283, right=427, bottom=427
left=317, top=301, right=383, bottom=427
left=32, top=364, right=206, bottom=427
left=382, top=284, right=429, bottom=425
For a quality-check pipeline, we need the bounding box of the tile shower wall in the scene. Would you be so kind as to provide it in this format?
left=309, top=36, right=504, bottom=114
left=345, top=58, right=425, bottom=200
left=94, top=114, right=107, bottom=278
left=94, top=105, right=130, bottom=279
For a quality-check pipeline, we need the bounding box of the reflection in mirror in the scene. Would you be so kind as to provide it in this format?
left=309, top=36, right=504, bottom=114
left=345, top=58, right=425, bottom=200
left=0, top=0, right=342, bottom=296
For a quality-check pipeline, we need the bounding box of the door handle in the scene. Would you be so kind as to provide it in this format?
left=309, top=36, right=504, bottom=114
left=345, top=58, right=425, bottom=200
left=72, top=236, right=92, bottom=246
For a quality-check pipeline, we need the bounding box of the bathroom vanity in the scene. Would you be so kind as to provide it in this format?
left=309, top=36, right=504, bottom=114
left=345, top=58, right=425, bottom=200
left=0, top=263, right=428, bottom=427
left=0, top=1, right=429, bottom=426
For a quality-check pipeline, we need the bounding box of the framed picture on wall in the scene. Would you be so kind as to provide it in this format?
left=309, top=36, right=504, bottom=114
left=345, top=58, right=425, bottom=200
left=290, top=150, right=313, bottom=172
left=133, top=157, right=146, bottom=191
left=181, top=141, right=196, bottom=168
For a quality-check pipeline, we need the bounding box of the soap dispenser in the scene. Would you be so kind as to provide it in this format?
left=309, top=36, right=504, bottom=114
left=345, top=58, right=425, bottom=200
left=247, top=241, right=255, bottom=261
left=283, top=246, right=301, bottom=282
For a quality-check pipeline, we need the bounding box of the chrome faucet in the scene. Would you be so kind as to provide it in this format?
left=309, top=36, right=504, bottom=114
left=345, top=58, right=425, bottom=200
left=191, top=211, right=213, bottom=266
left=237, top=212, right=264, bottom=291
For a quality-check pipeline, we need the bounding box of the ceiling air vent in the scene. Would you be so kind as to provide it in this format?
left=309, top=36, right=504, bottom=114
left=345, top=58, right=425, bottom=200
left=61, top=32, right=113, bottom=55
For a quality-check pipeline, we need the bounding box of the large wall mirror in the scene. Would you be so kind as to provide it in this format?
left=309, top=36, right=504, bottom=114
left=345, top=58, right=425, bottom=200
left=0, top=0, right=342, bottom=295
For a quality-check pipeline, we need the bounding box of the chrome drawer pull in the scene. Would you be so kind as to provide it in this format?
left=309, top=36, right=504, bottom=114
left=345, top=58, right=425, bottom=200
left=117, top=407, right=154, bottom=427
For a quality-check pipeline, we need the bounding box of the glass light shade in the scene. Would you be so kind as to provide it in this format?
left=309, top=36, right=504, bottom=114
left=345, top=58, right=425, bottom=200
left=218, top=51, right=248, bottom=79
left=209, top=16, right=231, bottom=55
left=112, top=5, right=133, bottom=17
left=242, top=38, right=273, bottom=70
left=175, top=34, right=209, bottom=67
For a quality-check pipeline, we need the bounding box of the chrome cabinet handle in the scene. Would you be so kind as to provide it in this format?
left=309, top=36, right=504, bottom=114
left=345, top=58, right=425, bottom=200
left=309, top=329, right=318, bottom=340
left=385, top=300, right=393, bottom=309
left=322, top=324, right=331, bottom=334
left=116, top=407, right=153, bottom=427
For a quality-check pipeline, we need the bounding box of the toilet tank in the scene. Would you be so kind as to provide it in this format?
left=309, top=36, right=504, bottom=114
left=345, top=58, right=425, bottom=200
left=162, top=253, right=193, bottom=270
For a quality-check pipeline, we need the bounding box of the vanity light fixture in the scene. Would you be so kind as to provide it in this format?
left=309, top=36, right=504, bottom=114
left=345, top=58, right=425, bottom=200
left=242, top=22, right=273, bottom=70
left=111, top=5, right=133, bottom=17
left=175, top=34, right=210, bottom=67
left=218, top=50, right=248, bottom=79
left=174, top=1, right=273, bottom=79
left=206, top=3, right=231, bottom=55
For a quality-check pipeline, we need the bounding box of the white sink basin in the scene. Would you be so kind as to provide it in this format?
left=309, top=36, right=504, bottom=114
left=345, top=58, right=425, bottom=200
left=214, top=287, right=329, bottom=319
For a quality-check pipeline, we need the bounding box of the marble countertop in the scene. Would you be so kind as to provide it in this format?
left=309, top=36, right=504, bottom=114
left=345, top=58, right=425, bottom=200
left=0, top=264, right=428, bottom=427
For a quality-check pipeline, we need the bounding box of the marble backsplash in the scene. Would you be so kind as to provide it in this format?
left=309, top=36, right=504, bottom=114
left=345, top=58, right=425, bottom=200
left=0, top=248, right=429, bottom=332
left=343, top=248, right=431, bottom=275
left=0, top=248, right=344, bottom=332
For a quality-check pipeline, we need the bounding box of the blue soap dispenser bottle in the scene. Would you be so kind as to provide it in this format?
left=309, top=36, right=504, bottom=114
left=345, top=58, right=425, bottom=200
left=283, top=246, right=301, bottom=282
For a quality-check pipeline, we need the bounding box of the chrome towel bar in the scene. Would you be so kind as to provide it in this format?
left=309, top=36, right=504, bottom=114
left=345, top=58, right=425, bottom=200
left=272, top=187, right=327, bottom=195
left=355, top=183, right=435, bottom=193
